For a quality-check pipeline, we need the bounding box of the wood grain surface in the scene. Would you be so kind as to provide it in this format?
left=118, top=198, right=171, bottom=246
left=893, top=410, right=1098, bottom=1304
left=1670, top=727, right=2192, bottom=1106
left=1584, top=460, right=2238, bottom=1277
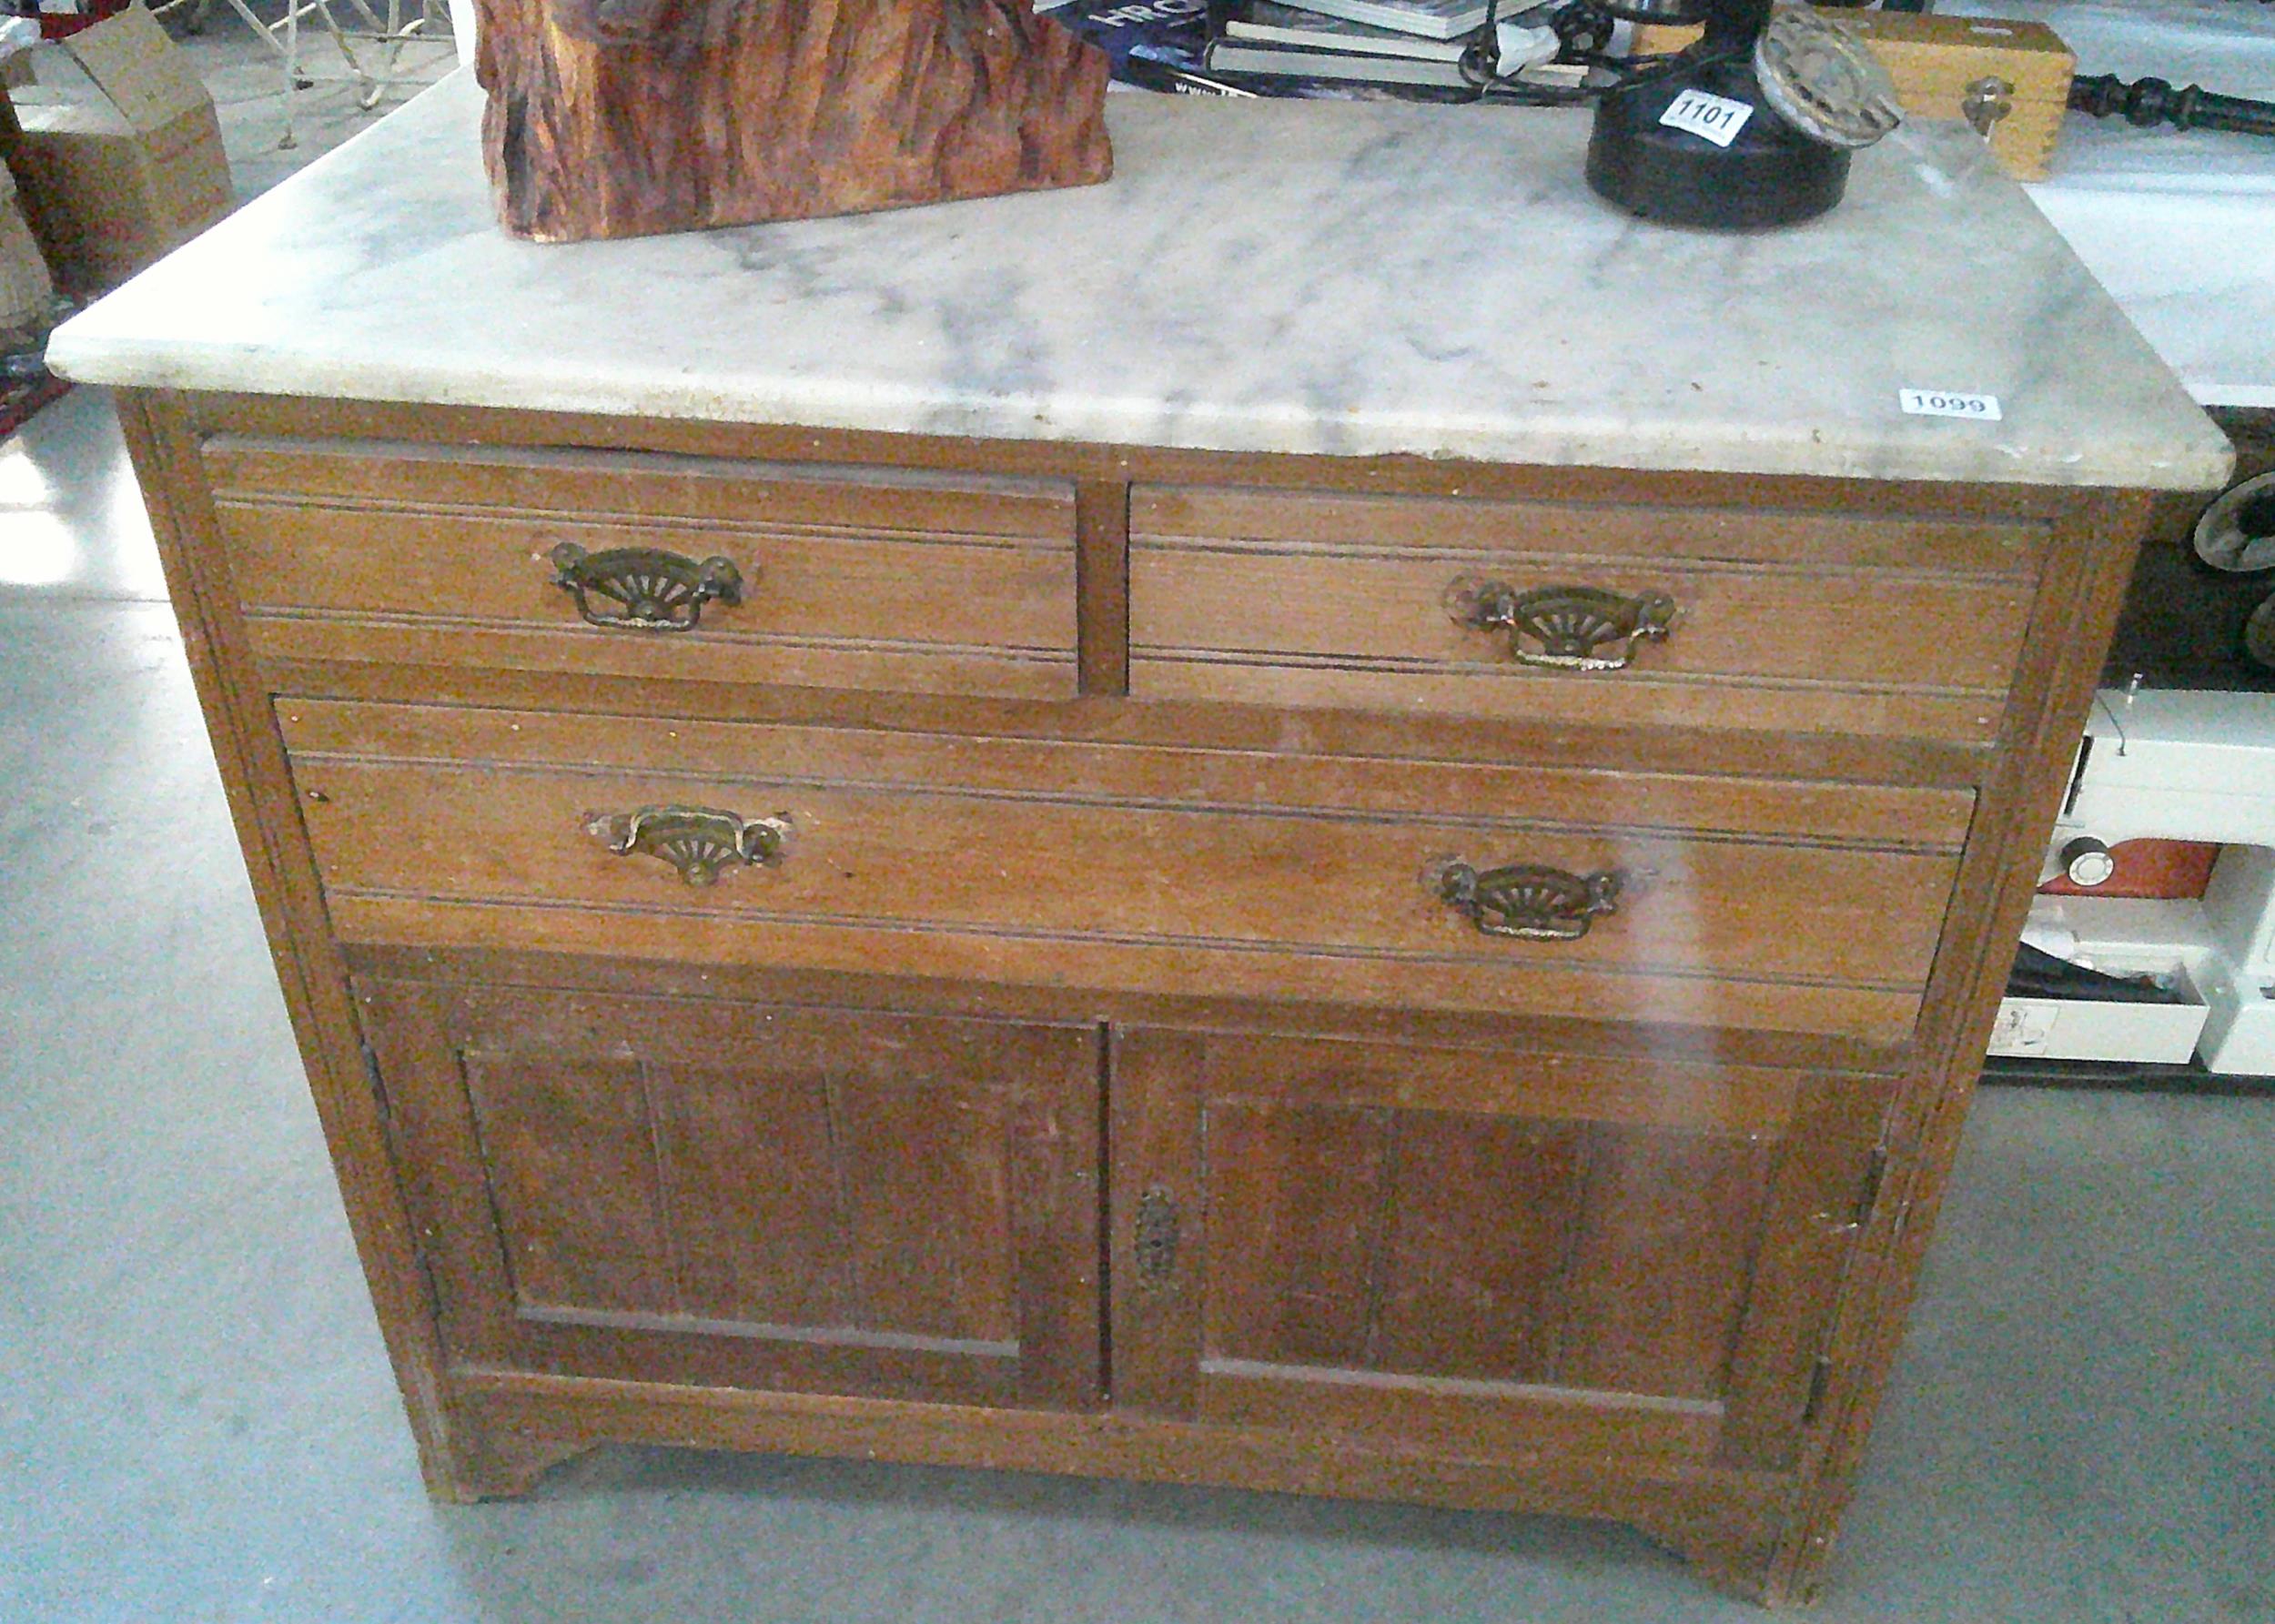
left=361, top=977, right=1104, bottom=1407
left=470, top=0, right=1114, bottom=240
left=1106, top=1029, right=1894, bottom=1477
left=107, top=380, right=2175, bottom=1604
left=207, top=436, right=1080, bottom=699
left=278, top=698, right=1970, bottom=1043
left=1131, top=483, right=2044, bottom=742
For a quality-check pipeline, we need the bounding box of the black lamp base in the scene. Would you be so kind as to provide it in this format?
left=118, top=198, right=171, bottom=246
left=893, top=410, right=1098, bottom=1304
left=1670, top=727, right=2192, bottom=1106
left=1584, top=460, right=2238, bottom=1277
left=1585, top=57, right=1850, bottom=230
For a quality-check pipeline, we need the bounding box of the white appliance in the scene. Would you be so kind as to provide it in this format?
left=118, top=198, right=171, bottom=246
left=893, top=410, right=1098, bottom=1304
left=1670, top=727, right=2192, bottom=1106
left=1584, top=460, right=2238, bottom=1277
left=1996, top=689, right=2275, bottom=1074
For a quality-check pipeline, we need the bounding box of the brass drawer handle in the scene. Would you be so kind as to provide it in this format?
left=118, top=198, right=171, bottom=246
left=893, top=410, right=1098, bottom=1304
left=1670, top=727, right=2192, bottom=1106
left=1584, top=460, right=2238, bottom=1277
left=549, top=540, right=744, bottom=631
left=1434, top=860, right=1623, bottom=942
left=583, top=805, right=792, bottom=886
left=1447, top=580, right=1676, bottom=671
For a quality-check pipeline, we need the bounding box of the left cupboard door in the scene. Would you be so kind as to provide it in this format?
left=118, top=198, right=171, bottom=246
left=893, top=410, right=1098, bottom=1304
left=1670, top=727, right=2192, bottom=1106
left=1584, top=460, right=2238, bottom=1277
left=357, top=976, right=1106, bottom=1411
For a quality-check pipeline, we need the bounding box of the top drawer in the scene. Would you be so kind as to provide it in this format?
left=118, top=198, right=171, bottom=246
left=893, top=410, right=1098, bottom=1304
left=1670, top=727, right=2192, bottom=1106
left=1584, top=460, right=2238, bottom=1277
left=202, top=438, right=1080, bottom=700
left=1130, top=486, right=2048, bottom=744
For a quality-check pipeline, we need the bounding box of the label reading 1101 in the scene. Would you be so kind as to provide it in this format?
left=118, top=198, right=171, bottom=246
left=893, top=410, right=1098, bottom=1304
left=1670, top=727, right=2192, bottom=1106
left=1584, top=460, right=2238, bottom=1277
left=1901, top=388, right=2004, bottom=421
left=1658, top=89, right=1754, bottom=147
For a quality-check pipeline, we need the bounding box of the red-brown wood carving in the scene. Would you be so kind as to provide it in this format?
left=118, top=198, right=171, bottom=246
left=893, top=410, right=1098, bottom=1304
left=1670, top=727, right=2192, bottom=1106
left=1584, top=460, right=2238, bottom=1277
left=470, top=0, right=1114, bottom=242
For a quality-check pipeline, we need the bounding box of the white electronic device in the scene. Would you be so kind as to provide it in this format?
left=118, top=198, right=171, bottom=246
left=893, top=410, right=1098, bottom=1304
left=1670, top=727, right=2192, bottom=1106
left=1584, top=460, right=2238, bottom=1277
left=1994, top=688, right=2275, bottom=1076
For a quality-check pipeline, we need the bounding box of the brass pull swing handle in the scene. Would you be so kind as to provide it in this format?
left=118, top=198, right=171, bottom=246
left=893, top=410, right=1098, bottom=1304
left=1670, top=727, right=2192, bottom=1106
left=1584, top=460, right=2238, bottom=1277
left=583, top=805, right=793, bottom=886
left=1434, top=860, right=1623, bottom=942
left=1447, top=579, right=1676, bottom=671
left=550, top=540, right=744, bottom=632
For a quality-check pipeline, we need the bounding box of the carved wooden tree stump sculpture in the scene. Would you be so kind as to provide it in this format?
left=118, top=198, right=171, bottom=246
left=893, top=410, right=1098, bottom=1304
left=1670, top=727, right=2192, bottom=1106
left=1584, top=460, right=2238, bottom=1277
left=471, top=0, right=1114, bottom=241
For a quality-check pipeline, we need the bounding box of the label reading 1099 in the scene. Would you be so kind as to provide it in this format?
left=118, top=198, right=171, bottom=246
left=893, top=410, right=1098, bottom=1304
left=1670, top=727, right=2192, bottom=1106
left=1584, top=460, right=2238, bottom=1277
left=1658, top=89, right=1754, bottom=147
left=1900, top=388, right=2004, bottom=421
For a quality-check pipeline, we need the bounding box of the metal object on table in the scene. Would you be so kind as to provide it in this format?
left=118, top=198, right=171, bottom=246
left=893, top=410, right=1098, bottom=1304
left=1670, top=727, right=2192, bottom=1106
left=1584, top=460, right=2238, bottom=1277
left=2192, top=470, right=2275, bottom=574
left=1584, top=0, right=1901, bottom=229
left=1962, top=75, right=2015, bottom=137
left=1754, top=6, right=1905, bottom=149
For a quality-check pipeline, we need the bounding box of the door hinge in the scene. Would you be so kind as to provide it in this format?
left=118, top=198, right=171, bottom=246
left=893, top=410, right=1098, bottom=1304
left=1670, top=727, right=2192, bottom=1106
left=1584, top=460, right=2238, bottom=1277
left=1803, top=1354, right=1835, bottom=1427
left=411, top=1247, right=445, bottom=1319
left=361, top=1040, right=390, bottom=1120
left=1852, top=1141, right=1889, bottom=1229
left=1134, top=1186, right=1180, bottom=1287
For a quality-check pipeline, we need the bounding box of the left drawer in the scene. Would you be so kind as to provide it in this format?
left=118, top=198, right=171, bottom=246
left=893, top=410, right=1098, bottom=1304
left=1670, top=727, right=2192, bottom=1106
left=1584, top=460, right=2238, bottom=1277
left=203, top=436, right=1081, bottom=699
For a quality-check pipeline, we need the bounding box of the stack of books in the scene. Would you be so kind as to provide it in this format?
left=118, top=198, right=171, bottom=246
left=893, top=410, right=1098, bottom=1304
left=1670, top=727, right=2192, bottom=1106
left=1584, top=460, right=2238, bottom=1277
left=1035, top=0, right=1517, bottom=97
left=1207, top=0, right=1493, bottom=92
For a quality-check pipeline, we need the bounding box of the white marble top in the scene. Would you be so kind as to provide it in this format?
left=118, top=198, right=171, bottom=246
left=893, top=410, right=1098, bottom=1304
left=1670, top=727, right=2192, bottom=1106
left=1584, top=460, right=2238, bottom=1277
left=47, top=69, right=2231, bottom=490
left=1955, top=0, right=2275, bottom=410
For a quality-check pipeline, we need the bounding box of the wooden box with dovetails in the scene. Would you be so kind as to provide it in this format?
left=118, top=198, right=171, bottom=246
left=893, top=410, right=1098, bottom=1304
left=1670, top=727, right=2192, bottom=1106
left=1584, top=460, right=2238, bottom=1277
left=56, top=79, right=2233, bottom=1612
left=1634, top=11, right=2077, bottom=180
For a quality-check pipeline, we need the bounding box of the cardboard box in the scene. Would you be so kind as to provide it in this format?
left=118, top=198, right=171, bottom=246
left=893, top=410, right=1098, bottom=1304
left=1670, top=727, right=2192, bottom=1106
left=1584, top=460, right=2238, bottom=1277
left=3, top=6, right=232, bottom=297
left=1633, top=12, right=2078, bottom=182
left=1, top=15, right=35, bottom=92
left=0, top=161, right=56, bottom=331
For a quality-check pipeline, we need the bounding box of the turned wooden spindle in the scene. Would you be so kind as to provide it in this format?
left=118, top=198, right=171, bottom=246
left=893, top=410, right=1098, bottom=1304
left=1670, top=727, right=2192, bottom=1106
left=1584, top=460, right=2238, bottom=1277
left=2068, top=72, right=2275, bottom=139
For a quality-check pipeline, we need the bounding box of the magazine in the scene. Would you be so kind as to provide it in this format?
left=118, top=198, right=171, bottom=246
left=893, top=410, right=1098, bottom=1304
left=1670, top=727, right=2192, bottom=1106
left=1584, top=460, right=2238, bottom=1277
left=1034, top=0, right=1218, bottom=74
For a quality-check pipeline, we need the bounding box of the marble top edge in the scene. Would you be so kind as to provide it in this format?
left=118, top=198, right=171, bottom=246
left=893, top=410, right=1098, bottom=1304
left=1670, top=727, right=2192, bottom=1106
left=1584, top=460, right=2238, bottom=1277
left=47, top=71, right=2234, bottom=492
left=51, top=331, right=2231, bottom=491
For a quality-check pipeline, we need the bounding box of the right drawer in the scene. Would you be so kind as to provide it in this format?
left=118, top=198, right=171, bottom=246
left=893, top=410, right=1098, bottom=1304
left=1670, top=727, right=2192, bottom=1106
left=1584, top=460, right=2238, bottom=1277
left=1129, top=485, right=2048, bottom=744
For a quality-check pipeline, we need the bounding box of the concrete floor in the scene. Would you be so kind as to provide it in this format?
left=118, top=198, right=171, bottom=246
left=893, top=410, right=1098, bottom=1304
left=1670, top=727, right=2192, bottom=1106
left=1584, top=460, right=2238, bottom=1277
left=181, top=0, right=460, bottom=200
left=16, top=0, right=455, bottom=209
left=4, top=27, right=2273, bottom=1622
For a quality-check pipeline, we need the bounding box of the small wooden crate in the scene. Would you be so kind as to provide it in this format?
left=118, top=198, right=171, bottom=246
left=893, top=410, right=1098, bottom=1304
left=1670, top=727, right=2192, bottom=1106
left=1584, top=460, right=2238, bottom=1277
left=1636, top=12, right=2077, bottom=181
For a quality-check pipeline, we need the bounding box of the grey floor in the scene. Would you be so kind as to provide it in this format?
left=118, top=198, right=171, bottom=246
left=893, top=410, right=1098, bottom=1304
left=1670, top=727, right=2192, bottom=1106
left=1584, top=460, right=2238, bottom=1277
left=19, top=0, right=455, bottom=207
left=184, top=1, right=459, bottom=199
left=4, top=27, right=2273, bottom=1624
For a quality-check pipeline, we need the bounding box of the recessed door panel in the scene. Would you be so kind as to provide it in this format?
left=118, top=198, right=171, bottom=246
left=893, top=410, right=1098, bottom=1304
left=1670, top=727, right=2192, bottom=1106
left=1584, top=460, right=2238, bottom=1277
left=1110, top=1028, right=1889, bottom=1470
left=362, top=976, right=1102, bottom=1410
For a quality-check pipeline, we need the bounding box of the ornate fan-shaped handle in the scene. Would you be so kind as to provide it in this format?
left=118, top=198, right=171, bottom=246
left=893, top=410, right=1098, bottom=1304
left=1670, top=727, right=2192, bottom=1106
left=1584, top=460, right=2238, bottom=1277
left=1432, top=859, right=1623, bottom=942
left=583, top=805, right=792, bottom=886
left=550, top=540, right=744, bottom=632
left=1447, top=579, right=1676, bottom=671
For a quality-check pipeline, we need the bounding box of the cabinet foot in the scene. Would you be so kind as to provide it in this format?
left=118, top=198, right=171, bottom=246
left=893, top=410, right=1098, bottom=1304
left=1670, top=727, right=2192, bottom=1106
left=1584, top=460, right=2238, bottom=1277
left=1634, top=1509, right=1788, bottom=1607
left=431, top=1414, right=594, bottom=1502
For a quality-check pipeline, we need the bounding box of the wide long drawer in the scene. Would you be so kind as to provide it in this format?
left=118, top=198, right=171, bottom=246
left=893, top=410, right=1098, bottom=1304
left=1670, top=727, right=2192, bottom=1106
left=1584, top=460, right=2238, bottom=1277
left=1130, top=485, right=2047, bottom=743
left=204, top=437, right=1079, bottom=699
left=280, top=701, right=1973, bottom=1046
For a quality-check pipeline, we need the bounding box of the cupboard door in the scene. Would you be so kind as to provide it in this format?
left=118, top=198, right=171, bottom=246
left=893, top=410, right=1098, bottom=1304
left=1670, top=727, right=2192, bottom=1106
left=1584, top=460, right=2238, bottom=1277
left=1109, top=1030, right=1891, bottom=1470
left=359, top=978, right=1103, bottom=1410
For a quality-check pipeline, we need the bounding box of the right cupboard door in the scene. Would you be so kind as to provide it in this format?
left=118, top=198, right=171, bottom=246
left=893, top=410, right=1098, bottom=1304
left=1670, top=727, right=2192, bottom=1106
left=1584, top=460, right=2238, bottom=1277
left=1109, top=1029, right=1894, bottom=1473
